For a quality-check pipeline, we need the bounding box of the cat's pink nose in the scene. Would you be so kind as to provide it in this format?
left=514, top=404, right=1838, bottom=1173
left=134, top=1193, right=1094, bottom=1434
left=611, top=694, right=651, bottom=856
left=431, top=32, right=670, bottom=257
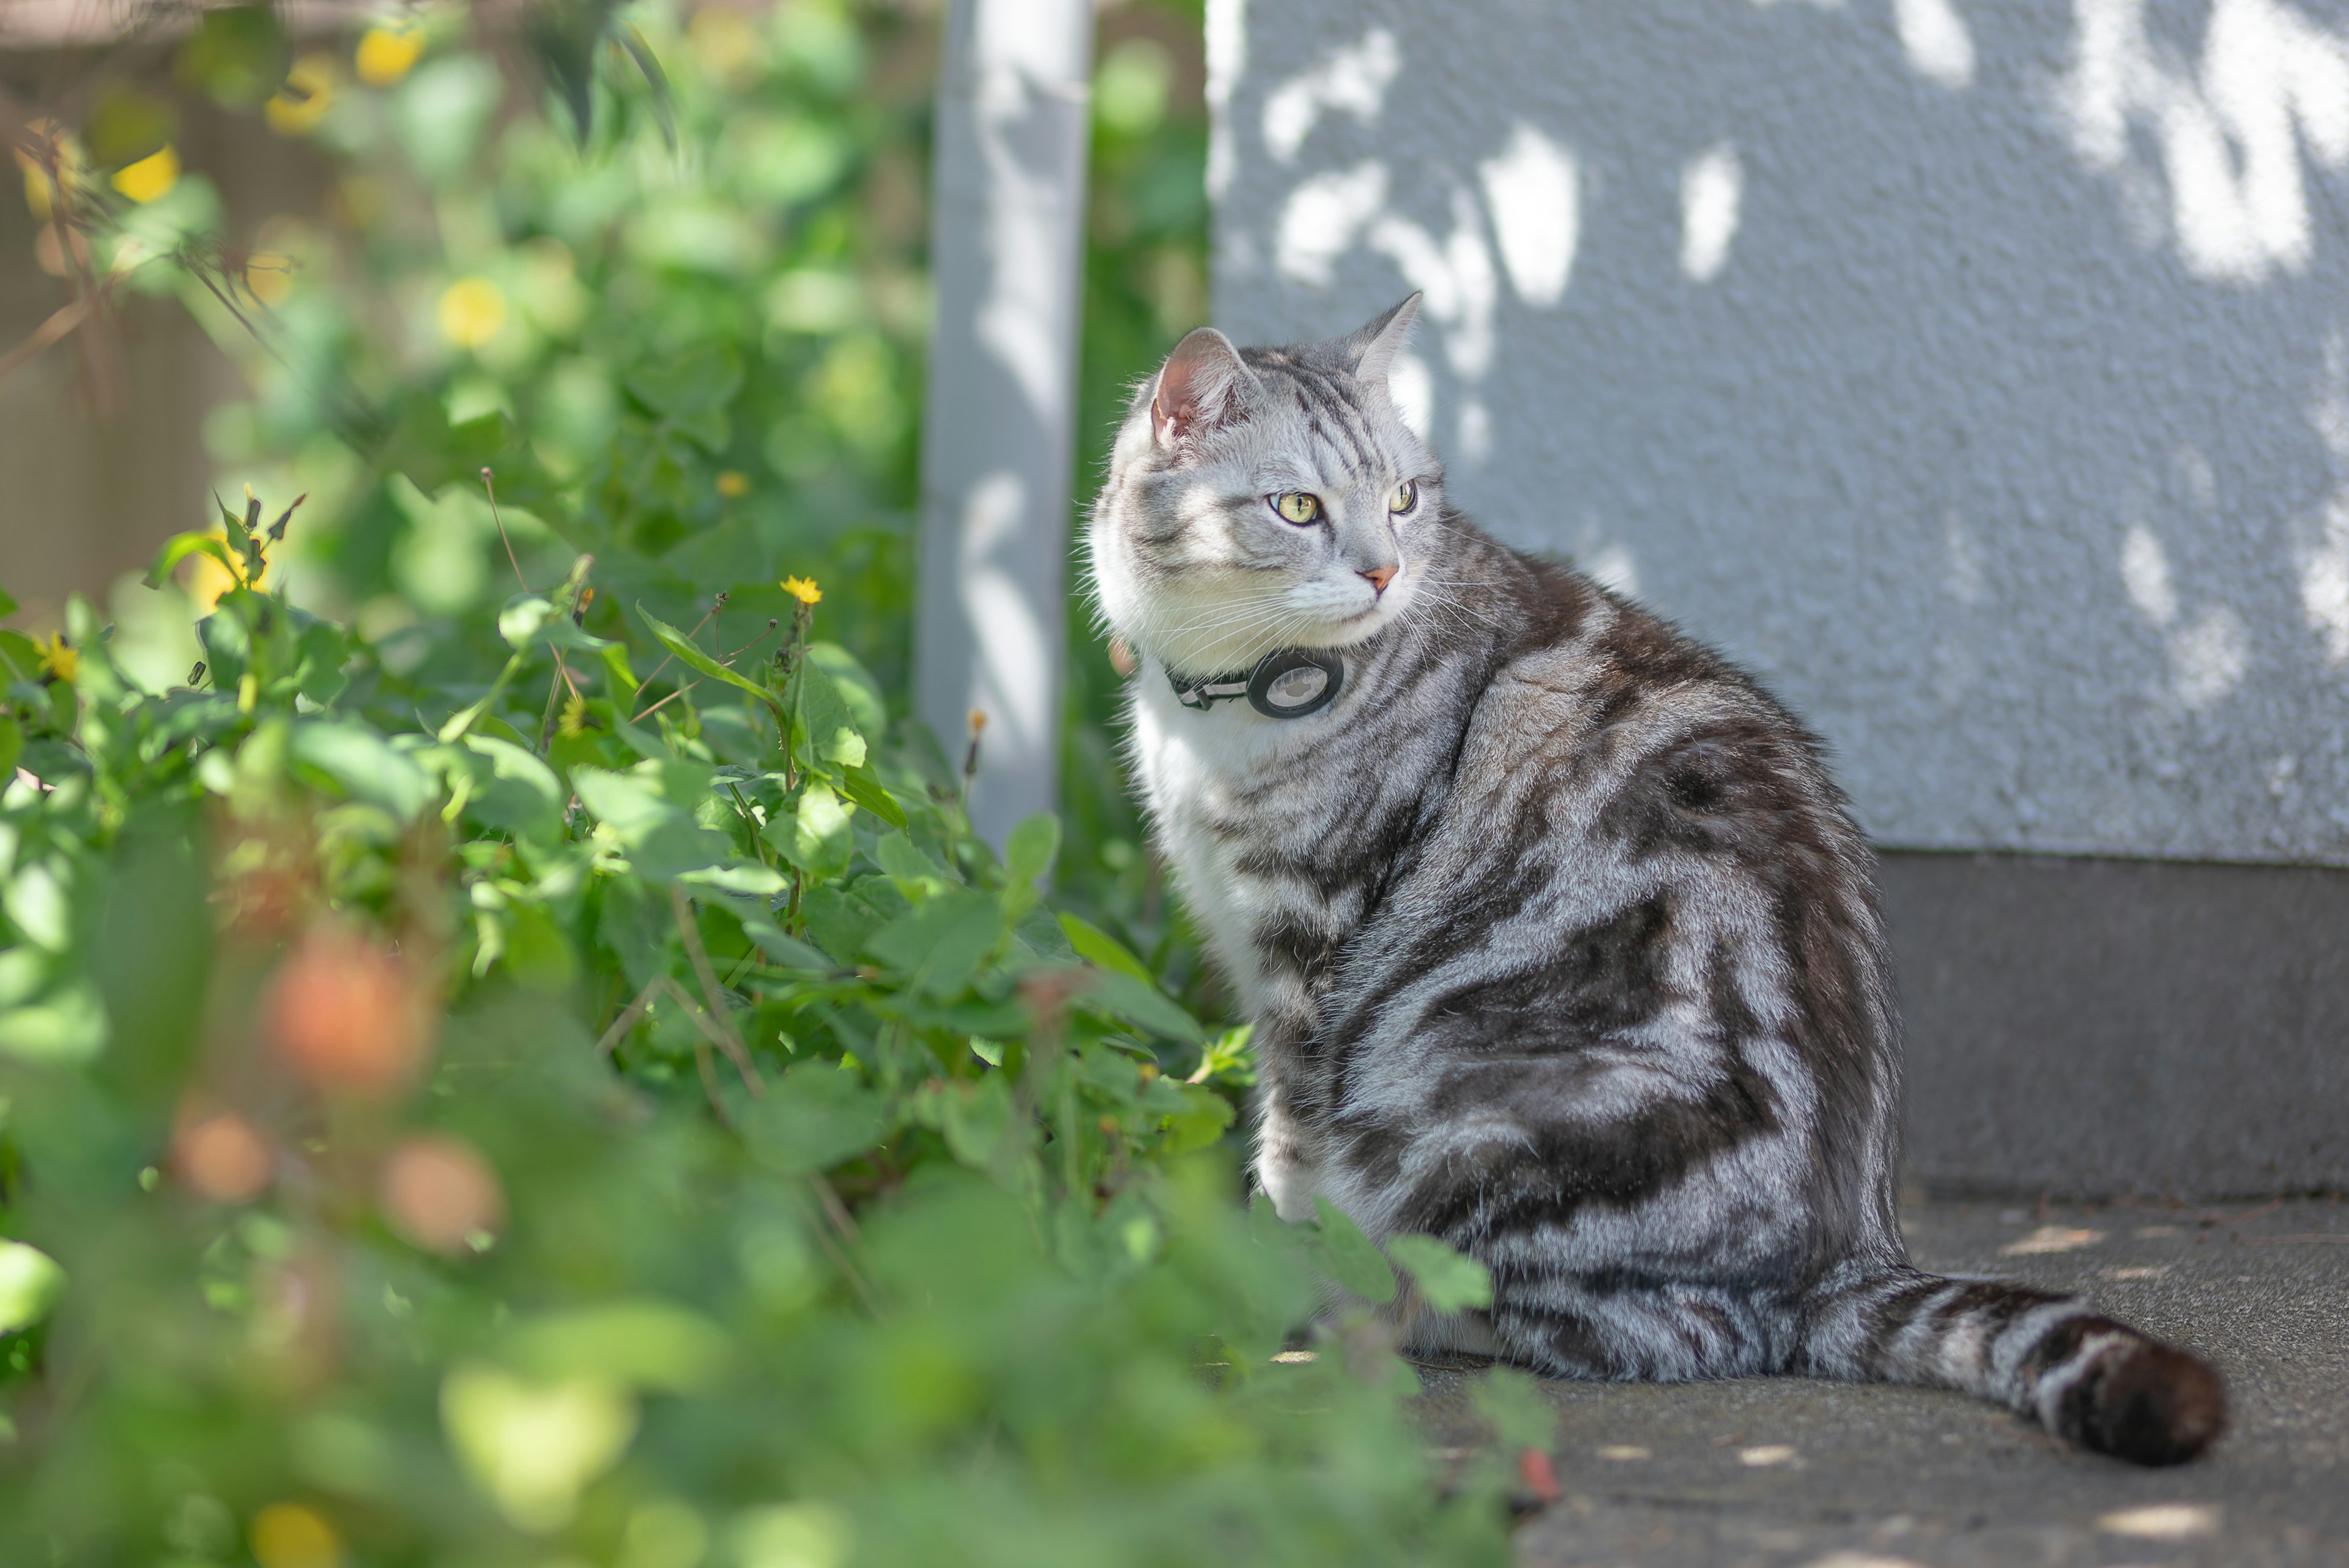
left=1361, top=565, right=1397, bottom=594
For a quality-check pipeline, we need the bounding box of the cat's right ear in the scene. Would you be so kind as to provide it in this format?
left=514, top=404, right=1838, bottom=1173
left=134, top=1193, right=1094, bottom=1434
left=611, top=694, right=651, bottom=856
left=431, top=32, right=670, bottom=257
left=1151, top=327, right=1252, bottom=449
left=1348, top=292, right=1421, bottom=391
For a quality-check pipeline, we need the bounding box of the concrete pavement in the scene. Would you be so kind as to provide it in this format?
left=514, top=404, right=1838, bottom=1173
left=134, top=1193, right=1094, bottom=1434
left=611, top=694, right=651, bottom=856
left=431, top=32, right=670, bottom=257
left=1411, top=1198, right=2349, bottom=1567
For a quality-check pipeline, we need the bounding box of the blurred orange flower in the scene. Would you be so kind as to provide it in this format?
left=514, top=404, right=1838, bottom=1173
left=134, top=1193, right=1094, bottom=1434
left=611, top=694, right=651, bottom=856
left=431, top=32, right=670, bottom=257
left=175, top=1110, right=272, bottom=1203
left=380, top=1135, right=505, bottom=1255
left=264, top=927, right=433, bottom=1097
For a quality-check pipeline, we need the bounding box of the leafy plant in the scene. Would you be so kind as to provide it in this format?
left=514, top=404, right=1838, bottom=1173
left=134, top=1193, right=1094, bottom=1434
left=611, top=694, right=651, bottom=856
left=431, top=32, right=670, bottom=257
left=1, top=3, right=1533, bottom=1560
left=0, top=499, right=1522, bottom=1564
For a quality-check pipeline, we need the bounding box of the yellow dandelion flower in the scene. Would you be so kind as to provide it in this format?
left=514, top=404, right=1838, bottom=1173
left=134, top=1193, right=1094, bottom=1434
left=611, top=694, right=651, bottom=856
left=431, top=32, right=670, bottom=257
left=111, top=145, right=180, bottom=206
left=34, top=633, right=77, bottom=683
left=557, top=691, right=591, bottom=738
left=715, top=470, right=751, bottom=498
left=355, top=26, right=423, bottom=87
left=266, top=55, right=338, bottom=137
left=437, top=277, right=507, bottom=349
left=781, top=576, right=822, bottom=606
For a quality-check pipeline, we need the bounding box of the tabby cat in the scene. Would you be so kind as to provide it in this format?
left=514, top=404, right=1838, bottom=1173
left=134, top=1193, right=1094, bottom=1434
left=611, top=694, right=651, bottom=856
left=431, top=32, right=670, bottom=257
left=1085, top=296, right=2226, bottom=1466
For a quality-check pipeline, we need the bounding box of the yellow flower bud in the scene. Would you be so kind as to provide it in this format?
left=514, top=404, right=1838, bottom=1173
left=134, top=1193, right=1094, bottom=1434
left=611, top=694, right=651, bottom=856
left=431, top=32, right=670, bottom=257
left=355, top=26, right=423, bottom=87
left=110, top=145, right=179, bottom=205
left=437, top=277, right=508, bottom=349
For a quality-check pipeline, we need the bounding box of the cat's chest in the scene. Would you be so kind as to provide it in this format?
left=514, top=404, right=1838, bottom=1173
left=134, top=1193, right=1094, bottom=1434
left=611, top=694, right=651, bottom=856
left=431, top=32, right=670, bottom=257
left=1129, top=694, right=1354, bottom=1009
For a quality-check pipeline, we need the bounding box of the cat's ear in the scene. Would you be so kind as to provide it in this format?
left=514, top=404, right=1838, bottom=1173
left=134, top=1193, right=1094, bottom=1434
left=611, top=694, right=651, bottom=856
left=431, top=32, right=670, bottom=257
left=1346, top=292, right=1422, bottom=391
left=1151, top=327, right=1253, bottom=448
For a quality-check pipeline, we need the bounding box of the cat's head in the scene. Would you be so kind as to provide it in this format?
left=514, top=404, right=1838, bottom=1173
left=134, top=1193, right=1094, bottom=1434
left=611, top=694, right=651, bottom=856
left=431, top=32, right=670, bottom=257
left=1088, top=295, right=1443, bottom=677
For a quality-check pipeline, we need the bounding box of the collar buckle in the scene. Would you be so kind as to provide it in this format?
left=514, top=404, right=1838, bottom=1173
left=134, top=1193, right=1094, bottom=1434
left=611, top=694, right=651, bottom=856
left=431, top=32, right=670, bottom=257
left=1167, top=647, right=1345, bottom=720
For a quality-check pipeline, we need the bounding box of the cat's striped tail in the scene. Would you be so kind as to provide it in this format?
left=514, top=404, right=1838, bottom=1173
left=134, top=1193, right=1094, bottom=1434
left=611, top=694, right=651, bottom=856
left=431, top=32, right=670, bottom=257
left=1806, top=1268, right=2227, bottom=1465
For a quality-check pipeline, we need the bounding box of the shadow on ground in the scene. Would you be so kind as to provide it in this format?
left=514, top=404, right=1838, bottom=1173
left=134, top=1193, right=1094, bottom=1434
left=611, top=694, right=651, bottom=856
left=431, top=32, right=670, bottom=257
left=1411, top=1199, right=2349, bottom=1567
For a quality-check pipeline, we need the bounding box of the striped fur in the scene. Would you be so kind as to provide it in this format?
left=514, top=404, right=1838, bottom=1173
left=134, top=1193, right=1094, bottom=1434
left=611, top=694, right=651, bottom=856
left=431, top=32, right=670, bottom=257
left=1086, top=299, right=2226, bottom=1466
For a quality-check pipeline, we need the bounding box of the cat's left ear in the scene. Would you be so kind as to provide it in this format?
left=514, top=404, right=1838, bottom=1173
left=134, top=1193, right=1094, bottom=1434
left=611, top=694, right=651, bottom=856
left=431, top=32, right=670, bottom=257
left=1346, top=292, right=1422, bottom=391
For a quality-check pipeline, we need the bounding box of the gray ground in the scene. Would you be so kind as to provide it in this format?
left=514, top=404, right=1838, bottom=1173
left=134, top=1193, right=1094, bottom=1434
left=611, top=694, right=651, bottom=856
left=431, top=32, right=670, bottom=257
left=1410, top=1198, right=2349, bottom=1567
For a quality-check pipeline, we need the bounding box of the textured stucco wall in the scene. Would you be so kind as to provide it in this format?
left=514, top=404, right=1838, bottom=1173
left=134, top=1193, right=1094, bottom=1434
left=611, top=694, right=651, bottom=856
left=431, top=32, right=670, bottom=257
left=1211, top=0, right=2349, bottom=865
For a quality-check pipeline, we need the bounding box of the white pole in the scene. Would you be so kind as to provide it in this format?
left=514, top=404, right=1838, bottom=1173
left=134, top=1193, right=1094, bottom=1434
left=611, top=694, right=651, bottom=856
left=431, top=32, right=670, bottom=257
left=914, top=0, right=1094, bottom=845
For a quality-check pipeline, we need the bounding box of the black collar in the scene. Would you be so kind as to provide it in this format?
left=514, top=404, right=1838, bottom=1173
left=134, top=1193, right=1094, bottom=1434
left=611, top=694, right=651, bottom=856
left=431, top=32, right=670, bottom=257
left=1167, top=647, right=1345, bottom=719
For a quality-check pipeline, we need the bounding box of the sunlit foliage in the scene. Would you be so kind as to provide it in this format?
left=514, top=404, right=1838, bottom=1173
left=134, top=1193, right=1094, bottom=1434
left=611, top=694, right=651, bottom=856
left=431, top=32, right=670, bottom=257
left=0, top=3, right=1529, bottom=1562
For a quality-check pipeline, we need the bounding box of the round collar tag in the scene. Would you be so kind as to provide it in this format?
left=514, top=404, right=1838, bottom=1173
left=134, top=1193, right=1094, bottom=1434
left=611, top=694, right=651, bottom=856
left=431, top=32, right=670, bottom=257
left=1246, top=648, right=1344, bottom=719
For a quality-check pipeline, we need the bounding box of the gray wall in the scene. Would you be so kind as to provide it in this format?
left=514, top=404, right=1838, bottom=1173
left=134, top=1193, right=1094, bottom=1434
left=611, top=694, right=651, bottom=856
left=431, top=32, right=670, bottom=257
left=1210, top=0, right=2349, bottom=867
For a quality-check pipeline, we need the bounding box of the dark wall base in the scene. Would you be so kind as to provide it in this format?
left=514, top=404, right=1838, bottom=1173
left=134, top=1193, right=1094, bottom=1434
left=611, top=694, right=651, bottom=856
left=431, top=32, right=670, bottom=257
left=1876, top=851, right=2349, bottom=1201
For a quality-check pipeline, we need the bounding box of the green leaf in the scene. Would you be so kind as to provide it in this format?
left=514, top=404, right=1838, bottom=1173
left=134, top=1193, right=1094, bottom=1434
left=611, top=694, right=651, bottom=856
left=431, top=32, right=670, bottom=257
left=794, top=660, right=867, bottom=772
left=437, top=650, right=528, bottom=744
left=0, top=584, right=18, bottom=619
left=741, top=1063, right=889, bottom=1176
left=500, top=593, right=612, bottom=654
left=1075, top=970, right=1206, bottom=1046
left=625, top=344, right=743, bottom=418
left=461, top=735, right=565, bottom=841
left=1309, top=1197, right=1397, bottom=1305
left=4, top=861, right=70, bottom=951
left=615, top=24, right=678, bottom=150
left=803, top=643, right=885, bottom=734
left=84, top=84, right=178, bottom=163
left=0, top=1239, right=66, bottom=1333
left=637, top=604, right=776, bottom=709
left=1385, top=1233, right=1493, bottom=1314
left=293, top=617, right=351, bottom=706
left=864, top=886, right=1002, bottom=998
left=1158, top=1083, right=1234, bottom=1155
left=836, top=762, right=907, bottom=830
left=918, top=1075, right=1014, bottom=1170
left=799, top=885, right=887, bottom=968
left=1058, top=913, right=1154, bottom=986
left=174, top=4, right=284, bottom=106
left=0, top=982, right=108, bottom=1065
left=1249, top=1195, right=1310, bottom=1252
left=449, top=411, right=512, bottom=466
left=291, top=721, right=431, bottom=823
left=1188, top=1023, right=1258, bottom=1087
left=504, top=1301, right=733, bottom=1395
left=733, top=1506, right=853, bottom=1568
left=441, top=1362, right=637, bottom=1534
left=528, top=0, right=621, bottom=144
left=572, top=764, right=730, bottom=879
left=678, top=861, right=788, bottom=896
left=1472, top=1365, right=1556, bottom=1452
left=765, top=782, right=853, bottom=881
left=739, top=915, right=833, bottom=973
left=597, top=642, right=639, bottom=702
left=0, top=714, right=20, bottom=782
left=875, top=832, right=950, bottom=904
left=0, top=630, right=37, bottom=682
left=1001, top=813, right=1059, bottom=917
left=144, top=531, right=241, bottom=591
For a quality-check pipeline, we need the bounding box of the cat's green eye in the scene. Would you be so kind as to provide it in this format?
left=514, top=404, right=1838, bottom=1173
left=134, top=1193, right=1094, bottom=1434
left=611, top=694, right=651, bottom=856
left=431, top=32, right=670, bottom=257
left=1390, top=480, right=1418, bottom=515
left=1271, top=492, right=1322, bottom=526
